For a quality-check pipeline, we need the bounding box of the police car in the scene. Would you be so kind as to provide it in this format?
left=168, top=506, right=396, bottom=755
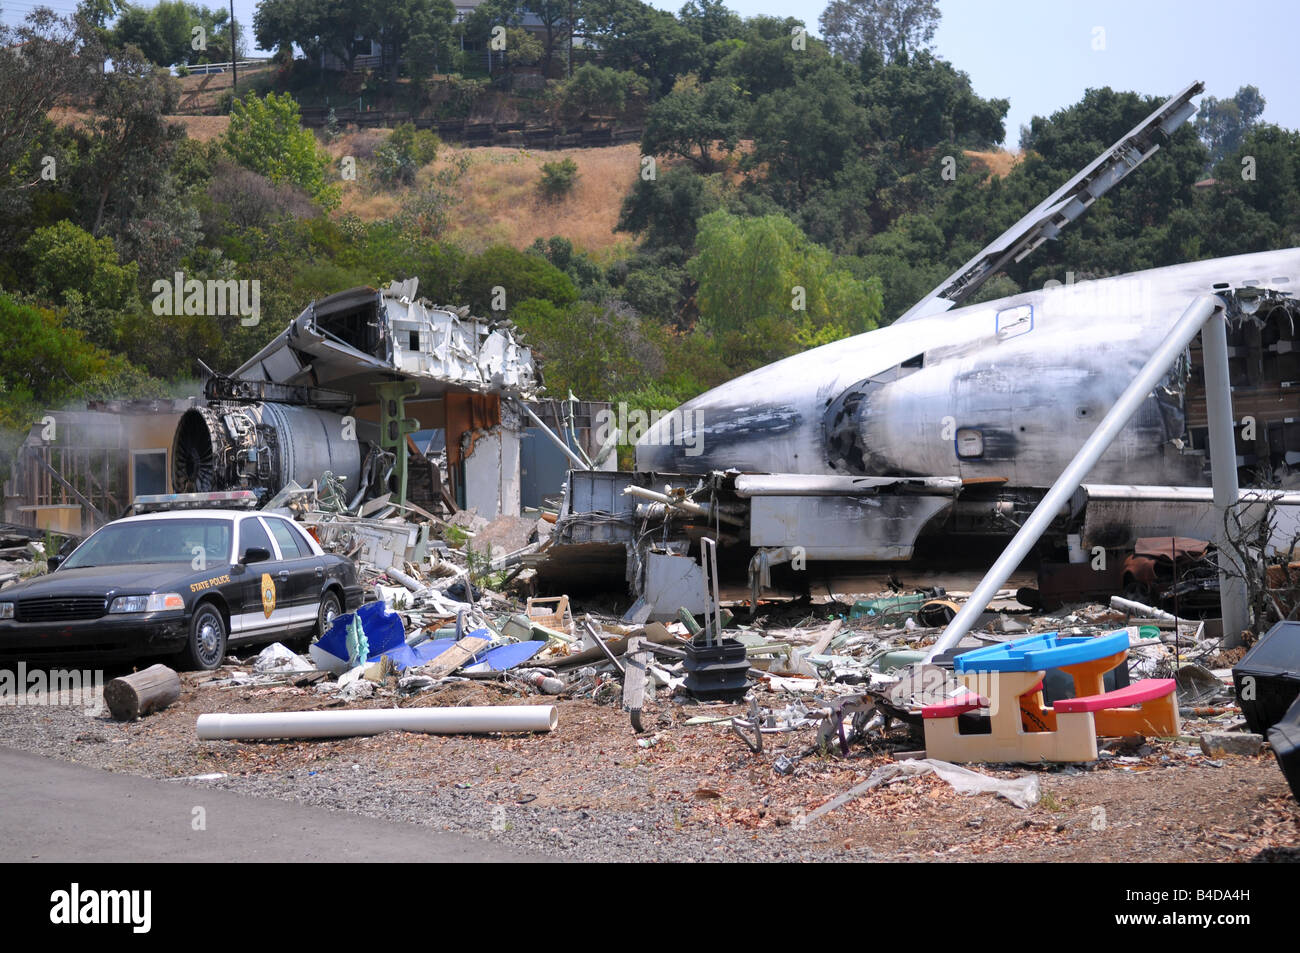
left=0, top=492, right=363, bottom=670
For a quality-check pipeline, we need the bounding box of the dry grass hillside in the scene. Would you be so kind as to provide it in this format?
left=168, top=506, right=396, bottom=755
left=966, top=148, right=1020, bottom=177
left=50, top=99, right=1018, bottom=258
left=174, top=64, right=275, bottom=114
left=327, top=136, right=641, bottom=257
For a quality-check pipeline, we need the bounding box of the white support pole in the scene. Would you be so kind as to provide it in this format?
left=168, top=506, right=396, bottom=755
left=925, top=294, right=1225, bottom=662
left=514, top=400, right=590, bottom=470
left=1200, top=311, right=1251, bottom=645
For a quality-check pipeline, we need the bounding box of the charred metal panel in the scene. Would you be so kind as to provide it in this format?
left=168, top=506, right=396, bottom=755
left=1080, top=484, right=1300, bottom=552
left=748, top=494, right=952, bottom=560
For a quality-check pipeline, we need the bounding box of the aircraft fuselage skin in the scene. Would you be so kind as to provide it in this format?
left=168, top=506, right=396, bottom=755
left=636, top=249, right=1300, bottom=491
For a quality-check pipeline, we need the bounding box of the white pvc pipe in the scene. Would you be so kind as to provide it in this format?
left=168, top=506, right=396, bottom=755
left=196, top=705, right=558, bottom=740
left=925, top=294, right=1224, bottom=662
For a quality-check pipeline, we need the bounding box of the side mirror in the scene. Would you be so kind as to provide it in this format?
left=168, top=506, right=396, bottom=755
left=47, top=555, right=63, bottom=571
left=240, top=546, right=271, bottom=565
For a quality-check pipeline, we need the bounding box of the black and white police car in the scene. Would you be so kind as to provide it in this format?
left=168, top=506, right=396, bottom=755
left=0, top=492, right=363, bottom=670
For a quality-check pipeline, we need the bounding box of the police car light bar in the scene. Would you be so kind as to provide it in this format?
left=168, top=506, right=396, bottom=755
left=132, top=491, right=260, bottom=512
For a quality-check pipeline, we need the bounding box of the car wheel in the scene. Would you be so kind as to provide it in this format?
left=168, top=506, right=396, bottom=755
left=312, top=591, right=343, bottom=647
left=181, top=602, right=227, bottom=671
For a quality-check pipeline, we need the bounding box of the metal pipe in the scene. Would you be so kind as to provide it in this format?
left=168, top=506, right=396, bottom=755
left=622, top=485, right=745, bottom=527
left=1201, top=312, right=1251, bottom=645
left=1110, top=595, right=1178, bottom=622
left=926, top=294, right=1224, bottom=661
left=196, top=705, right=558, bottom=740
left=514, top=401, right=590, bottom=471
left=733, top=474, right=962, bottom=496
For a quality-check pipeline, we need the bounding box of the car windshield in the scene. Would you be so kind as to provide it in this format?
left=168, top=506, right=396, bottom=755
left=61, top=518, right=232, bottom=569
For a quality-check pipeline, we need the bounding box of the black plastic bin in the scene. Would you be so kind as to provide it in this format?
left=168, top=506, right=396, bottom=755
left=1267, top=693, right=1300, bottom=802
left=682, top=635, right=749, bottom=702
left=1232, top=621, right=1300, bottom=735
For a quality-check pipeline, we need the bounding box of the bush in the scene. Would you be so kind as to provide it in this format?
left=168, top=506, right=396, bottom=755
left=22, top=221, right=139, bottom=311
left=558, top=65, right=649, bottom=120
left=222, top=91, right=339, bottom=208
left=460, top=245, right=577, bottom=315
left=373, top=123, right=440, bottom=188
left=538, top=158, right=579, bottom=201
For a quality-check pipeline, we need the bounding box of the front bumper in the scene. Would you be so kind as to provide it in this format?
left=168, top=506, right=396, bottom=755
left=0, top=611, right=190, bottom=665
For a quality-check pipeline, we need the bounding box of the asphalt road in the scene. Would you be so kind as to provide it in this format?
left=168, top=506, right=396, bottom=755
left=0, top=748, right=551, bottom=862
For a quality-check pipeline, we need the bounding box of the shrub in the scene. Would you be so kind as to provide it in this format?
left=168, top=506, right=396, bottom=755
left=538, top=157, right=579, bottom=201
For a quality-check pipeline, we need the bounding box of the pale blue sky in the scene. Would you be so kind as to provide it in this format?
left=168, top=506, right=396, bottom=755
left=6, top=0, right=1298, bottom=146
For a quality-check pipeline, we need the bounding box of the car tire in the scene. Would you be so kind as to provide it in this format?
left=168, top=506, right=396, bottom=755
left=181, top=602, right=227, bottom=671
left=311, top=591, right=343, bottom=648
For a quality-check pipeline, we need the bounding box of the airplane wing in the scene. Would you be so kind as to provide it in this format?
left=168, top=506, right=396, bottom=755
left=893, top=80, right=1205, bottom=324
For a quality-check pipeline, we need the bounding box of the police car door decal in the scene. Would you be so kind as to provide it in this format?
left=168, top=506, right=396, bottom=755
left=261, top=572, right=276, bottom=618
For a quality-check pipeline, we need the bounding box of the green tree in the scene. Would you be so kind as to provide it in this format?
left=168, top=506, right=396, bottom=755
left=616, top=164, right=725, bottom=250
left=365, top=0, right=456, bottom=92
left=641, top=76, right=747, bottom=171
left=582, top=0, right=702, bottom=96
left=253, top=0, right=369, bottom=74
left=818, top=0, right=940, bottom=64
left=79, top=45, right=182, bottom=237
left=0, top=11, right=97, bottom=247
left=687, top=209, right=881, bottom=366
left=22, top=221, right=139, bottom=311
left=678, top=0, right=742, bottom=45
left=558, top=65, right=648, bottom=119
left=746, top=62, right=872, bottom=204
left=521, top=0, right=580, bottom=77
left=861, top=51, right=1006, bottom=152
left=459, top=245, right=578, bottom=315
left=510, top=298, right=663, bottom=398
left=1196, top=85, right=1267, bottom=169
left=0, top=293, right=156, bottom=435
left=222, top=91, right=339, bottom=208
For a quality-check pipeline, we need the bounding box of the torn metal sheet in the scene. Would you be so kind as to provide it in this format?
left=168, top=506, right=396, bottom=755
left=232, top=279, right=539, bottom=405
left=303, top=515, right=429, bottom=570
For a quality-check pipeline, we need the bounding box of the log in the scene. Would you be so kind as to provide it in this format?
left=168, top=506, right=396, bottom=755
left=104, top=664, right=181, bottom=721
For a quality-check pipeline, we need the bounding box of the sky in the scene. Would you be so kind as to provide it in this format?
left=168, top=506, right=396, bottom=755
left=5, top=0, right=1298, bottom=147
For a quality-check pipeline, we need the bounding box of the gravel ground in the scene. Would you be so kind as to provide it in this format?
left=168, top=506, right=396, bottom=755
left=1, top=665, right=1297, bottom=862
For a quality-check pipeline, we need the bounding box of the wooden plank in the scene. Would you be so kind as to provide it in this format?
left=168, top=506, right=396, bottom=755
left=420, top=636, right=490, bottom=678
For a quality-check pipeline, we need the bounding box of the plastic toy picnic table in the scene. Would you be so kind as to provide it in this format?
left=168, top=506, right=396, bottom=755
left=923, top=629, right=1180, bottom=763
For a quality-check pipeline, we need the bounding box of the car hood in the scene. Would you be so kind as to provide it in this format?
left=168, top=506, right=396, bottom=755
left=1, top=563, right=229, bottom=599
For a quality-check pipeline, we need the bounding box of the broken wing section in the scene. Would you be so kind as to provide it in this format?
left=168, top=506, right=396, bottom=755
left=231, top=279, right=540, bottom=405
left=894, top=81, right=1204, bottom=324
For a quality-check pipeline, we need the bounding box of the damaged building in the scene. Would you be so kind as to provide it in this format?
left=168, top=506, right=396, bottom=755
left=4, top=398, right=197, bottom=535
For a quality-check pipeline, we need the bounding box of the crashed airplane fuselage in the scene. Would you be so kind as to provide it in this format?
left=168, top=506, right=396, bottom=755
left=638, top=250, right=1300, bottom=487
left=596, top=80, right=1300, bottom=589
